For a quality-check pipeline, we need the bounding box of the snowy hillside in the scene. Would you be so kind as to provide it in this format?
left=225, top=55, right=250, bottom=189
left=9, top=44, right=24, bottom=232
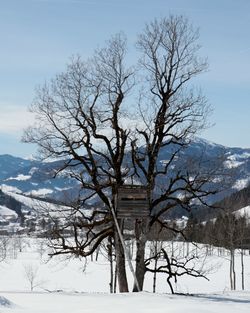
left=234, top=205, right=250, bottom=218
left=0, top=137, right=250, bottom=222
left=1, top=139, right=250, bottom=200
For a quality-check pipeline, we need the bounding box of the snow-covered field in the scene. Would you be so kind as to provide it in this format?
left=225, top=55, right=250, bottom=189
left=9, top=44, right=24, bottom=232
left=0, top=237, right=249, bottom=312
left=1, top=291, right=250, bottom=313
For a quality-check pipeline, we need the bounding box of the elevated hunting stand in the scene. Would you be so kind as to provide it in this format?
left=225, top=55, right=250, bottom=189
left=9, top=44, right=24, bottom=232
left=116, top=185, right=149, bottom=219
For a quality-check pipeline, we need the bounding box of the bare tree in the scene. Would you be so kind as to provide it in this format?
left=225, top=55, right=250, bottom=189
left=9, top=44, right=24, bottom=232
left=198, top=211, right=250, bottom=291
left=0, top=236, right=9, bottom=262
left=23, top=263, right=41, bottom=291
left=23, top=16, right=222, bottom=292
left=145, top=242, right=209, bottom=294
left=24, top=33, right=134, bottom=292
left=130, top=15, right=221, bottom=291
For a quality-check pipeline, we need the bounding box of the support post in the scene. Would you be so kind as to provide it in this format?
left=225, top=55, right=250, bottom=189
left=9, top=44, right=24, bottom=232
left=109, top=200, right=141, bottom=292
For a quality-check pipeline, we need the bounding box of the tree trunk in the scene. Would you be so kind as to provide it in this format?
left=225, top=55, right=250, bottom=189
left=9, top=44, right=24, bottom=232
left=108, top=236, right=114, bottom=293
left=153, top=256, right=158, bottom=293
left=232, top=250, right=236, bottom=290
left=230, top=249, right=236, bottom=290
left=230, top=250, right=233, bottom=290
left=133, top=236, right=146, bottom=291
left=114, top=263, right=117, bottom=293
left=133, top=219, right=147, bottom=292
left=114, top=228, right=129, bottom=292
left=241, top=249, right=244, bottom=291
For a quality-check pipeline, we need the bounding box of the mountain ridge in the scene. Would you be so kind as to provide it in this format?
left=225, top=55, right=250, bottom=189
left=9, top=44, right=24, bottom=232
left=0, top=137, right=250, bottom=217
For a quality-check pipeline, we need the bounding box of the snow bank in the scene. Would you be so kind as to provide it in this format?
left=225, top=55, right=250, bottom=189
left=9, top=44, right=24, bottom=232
left=0, top=296, right=15, bottom=308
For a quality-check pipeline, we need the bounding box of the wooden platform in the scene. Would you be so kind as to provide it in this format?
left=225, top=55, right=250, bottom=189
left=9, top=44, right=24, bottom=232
left=116, top=185, right=149, bottom=218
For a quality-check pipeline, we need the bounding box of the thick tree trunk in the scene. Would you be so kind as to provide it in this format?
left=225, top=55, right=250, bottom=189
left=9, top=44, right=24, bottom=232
left=133, top=219, right=148, bottom=292
left=229, top=249, right=236, bottom=290
left=114, top=228, right=129, bottom=292
left=133, top=236, right=146, bottom=291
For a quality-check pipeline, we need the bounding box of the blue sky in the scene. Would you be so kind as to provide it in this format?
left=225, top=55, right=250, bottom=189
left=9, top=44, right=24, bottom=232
left=0, top=0, right=250, bottom=157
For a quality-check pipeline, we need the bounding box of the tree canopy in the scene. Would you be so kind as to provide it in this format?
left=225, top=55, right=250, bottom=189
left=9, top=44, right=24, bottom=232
left=23, top=15, right=221, bottom=292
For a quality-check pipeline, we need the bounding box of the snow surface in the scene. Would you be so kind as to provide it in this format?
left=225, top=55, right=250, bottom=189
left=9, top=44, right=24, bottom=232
left=1, top=190, right=94, bottom=220
left=1, top=190, right=64, bottom=213
left=232, top=178, right=250, bottom=190
left=1, top=184, right=22, bottom=194
left=224, top=152, right=250, bottom=169
left=235, top=205, right=250, bottom=218
left=29, top=167, right=38, bottom=175
left=5, top=174, right=31, bottom=181
left=26, top=188, right=54, bottom=196
left=0, top=296, right=14, bottom=308
left=224, top=160, right=244, bottom=169
left=0, top=238, right=249, bottom=312
left=0, top=205, right=18, bottom=217
left=1, top=291, right=249, bottom=313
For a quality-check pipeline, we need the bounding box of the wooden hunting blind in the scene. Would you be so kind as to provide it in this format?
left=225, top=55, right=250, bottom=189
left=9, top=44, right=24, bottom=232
left=116, top=185, right=149, bottom=219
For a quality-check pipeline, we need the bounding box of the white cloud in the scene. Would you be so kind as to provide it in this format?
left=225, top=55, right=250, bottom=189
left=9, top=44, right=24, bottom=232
left=0, top=104, right=35, bottom=134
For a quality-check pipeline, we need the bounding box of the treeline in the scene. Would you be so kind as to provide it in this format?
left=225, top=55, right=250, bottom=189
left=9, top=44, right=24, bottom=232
left=216, top=184, right=250, bottom=213
left=185, top=212, right=250, bottom=250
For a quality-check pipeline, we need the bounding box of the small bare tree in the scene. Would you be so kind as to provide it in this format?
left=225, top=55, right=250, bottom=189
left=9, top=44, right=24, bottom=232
left=23, top=263, right=42, bottom=291
left=146, top=242, right=209, bottom=294
left=0, top=236, right=9, bottom=262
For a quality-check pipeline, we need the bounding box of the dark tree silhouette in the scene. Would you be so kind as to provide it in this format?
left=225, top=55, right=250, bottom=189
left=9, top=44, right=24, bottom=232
left=23, top=15, right=222, bottom=292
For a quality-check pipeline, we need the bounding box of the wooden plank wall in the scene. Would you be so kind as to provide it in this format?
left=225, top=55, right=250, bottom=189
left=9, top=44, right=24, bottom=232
left=116, top=186, right=149, bottom=218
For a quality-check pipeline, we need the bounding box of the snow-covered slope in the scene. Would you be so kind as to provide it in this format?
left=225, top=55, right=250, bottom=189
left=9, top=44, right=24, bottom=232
left=234, top=205, right=250, bottom=218
left=0, top=137, right=250, bottom=215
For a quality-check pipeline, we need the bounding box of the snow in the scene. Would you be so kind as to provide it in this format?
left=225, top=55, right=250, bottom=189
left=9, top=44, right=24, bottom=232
left=0, top=205, right=18, bottom=217
left=0, top=291, right=248, bottom=313
left=0, top=296, right=14, bottom=308
left=1, top=190, right=64, bottom=213
left=1, top=184, right=22, bottom=194
left=227, top=152, right=250, bottom=161
left=54, top=186, right=71, bottom=191
left=0, top=237, right=248, bottom=312
left=5, top=174, right=31, bottom=181
left=192, top=137, right=223, bottom=148
left=29, top=167, right=38, bottom=175
left=234, top=205, right=250, bottom=218
left=25, top=188, right=54, bottom=196
left=224, top=152, right=250, bottom=169
left=224, top=160, right=244, bottom=169
left=232, top=178, right=250, bottom=190
left=1, top=190, right=94, bottom=219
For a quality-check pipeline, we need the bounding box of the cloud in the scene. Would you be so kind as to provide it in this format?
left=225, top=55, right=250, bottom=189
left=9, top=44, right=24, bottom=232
left=0, top=104, right=35, bottom=134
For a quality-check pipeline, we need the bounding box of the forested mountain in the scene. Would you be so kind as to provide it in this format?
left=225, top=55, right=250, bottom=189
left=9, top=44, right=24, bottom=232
left=0, top=137, right=250, bottom=224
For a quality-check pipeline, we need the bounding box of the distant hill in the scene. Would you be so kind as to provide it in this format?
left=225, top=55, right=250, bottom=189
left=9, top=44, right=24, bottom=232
left=0, top=137, right=250, bottom=222
left=193, top=184, right=250, bottom=221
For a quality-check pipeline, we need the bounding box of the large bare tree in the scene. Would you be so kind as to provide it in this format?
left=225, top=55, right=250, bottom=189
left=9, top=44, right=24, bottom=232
left=23, top=16, right=220, bottom=292
left=129, top=15, right=218, bottom=291
left=24, top=33, right=134, bottom=292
